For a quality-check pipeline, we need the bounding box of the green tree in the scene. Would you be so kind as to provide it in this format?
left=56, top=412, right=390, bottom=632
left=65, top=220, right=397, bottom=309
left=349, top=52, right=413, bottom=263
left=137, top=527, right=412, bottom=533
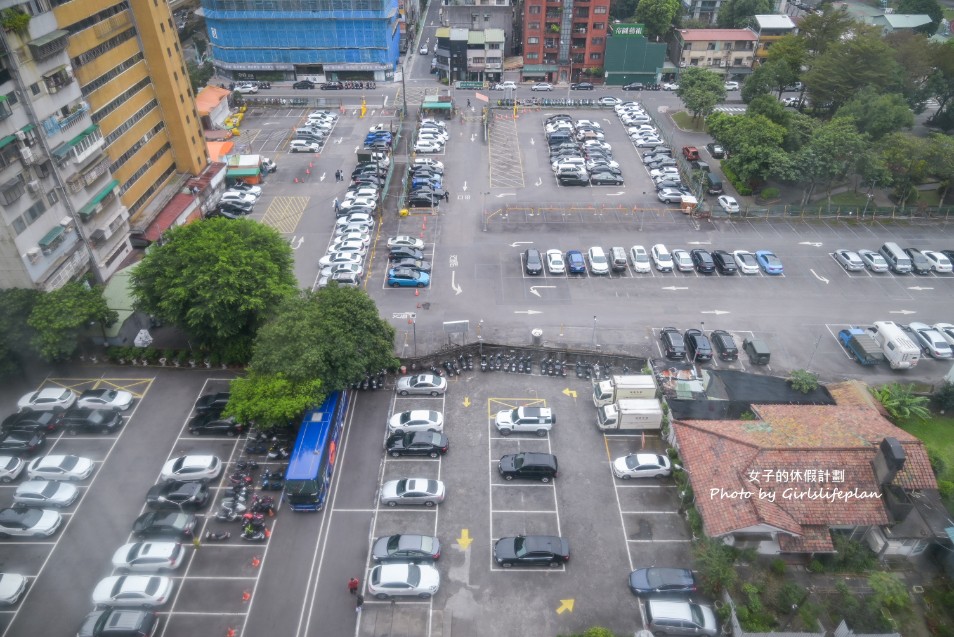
left=742, top=58, right=798, bottom=103
left=635, top=0, right=681, bottom=40
left=836, top=88, right=914, bottom=140
left=869, top=383, right=931, bottom=422
left=747, top=93, right=790, bottom=126
left=250, top=286, right=398, bottom=390
left=885, top=31, right=936, bottom=111
left=796, top=6, right=855, bottom=58
left=928, top=133, right=954, bottom=203
left=878, top=132, right=931, bottom=206
left=694, top=536, right=739, bottom=596
left=925, top=40, right=954, bottom=130
left=27, top=282, right=117, bottom=362
left=897, top=0, right=943, bottom=35
left=795, top=117, right=867, bottom=204
left=609, top=0, right=639, bottom=21
left=224, top=371, right=324, bottom=430
left=0, top=288, right=40, bottom=376
left=187, top=60, right=214, bottom=94
left=716, top=0, right=771, bottom=28
left=130, top=217, right=296, bottom=360
left=868, top=572, right=912, bottom=611
left=676, top=67, right=726, bottom=122
left=707, top=111, right=792, bottom=185
left=788, top=369, right=819, bottom=394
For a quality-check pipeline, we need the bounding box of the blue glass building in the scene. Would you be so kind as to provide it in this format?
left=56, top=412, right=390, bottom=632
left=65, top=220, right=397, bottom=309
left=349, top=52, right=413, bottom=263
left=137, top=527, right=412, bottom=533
left=201, top=0, right=401, bottom=82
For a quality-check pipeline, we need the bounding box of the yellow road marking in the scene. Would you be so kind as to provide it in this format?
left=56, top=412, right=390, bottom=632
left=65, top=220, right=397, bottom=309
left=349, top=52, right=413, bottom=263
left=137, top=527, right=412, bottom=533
left=260, top=196, right=309, bottom=233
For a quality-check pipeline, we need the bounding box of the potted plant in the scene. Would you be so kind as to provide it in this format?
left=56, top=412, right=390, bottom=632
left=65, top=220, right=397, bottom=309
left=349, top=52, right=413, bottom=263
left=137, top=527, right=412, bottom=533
left=1, top=8, right=31, bottom=35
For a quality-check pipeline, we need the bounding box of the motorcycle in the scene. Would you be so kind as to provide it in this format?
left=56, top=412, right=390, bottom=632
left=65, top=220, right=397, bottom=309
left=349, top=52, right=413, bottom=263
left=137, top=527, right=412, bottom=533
left=480, top=355, right=488, bottom=371
left=267, top=444, right=289, bottom=460
left=241, top=526, right=268, bottom=542
left=216, top=508, right=243, bottom=522
left=235, top=460, right=259, bottom=472
left=205, top=530, right=231, bottom=541
left=245, top=442, right=268, bottom=455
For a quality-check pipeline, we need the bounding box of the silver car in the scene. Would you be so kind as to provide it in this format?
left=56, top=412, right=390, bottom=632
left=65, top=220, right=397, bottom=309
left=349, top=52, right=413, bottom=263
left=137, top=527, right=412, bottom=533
left=0, top=573, right=26, bottom=605
left=388, top=410, right=444, bottom=434
left=395, top=374, right=447, bottom=397
left=380, top=478, right=446, bottom=507
left=367, top=563, right=440, bottom=599
left=91, top=576, right=173, bottom=608
left=858, top=249, right=888, bottom=273
left=0, top=457, right=25, bottom=483
left=671, top=249, right=694, bottom=272
left=833, top=249, right=864, bottom=271
left=27, top=455, right=94, bottom=481
left=908, top=322, right=953, bottom=359
left=14, top=480, right=78, bottom=507
left=160, top=455, right=222, bottom=483
left=112, top=542, right=186, bottom=572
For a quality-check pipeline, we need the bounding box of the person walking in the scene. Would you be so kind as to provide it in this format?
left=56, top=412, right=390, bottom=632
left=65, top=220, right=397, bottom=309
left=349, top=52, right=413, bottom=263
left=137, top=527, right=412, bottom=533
left=333, top=197, right=339, bottom=212
left=443, top=190, right=450, bottom=202
left=336, top=169, right=342, bottom=182
left=355, top=593, right=364, bottom=614
left=348, top=577, right=359, bottom=595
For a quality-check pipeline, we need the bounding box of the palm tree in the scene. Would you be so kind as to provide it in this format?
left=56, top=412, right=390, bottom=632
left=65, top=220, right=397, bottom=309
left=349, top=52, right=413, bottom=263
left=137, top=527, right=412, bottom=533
left=870, top=383, right=931, bottom=422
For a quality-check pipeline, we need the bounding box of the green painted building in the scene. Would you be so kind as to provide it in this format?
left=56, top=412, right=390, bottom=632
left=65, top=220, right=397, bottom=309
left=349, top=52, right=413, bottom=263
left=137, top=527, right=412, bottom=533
left=603, top=25, right=667, bottom=86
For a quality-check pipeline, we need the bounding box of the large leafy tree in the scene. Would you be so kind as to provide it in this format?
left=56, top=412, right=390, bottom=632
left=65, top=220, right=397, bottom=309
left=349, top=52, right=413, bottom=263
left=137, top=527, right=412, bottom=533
left=610, top=0, right=639, bottom=21
left=795, top=117, right=867, bottom=205
left=0, top=288, right=40, bottom=376
left=925, top=40, right=954, bottom=130
left=896, top=0, right=943, bottom=35
left=741, top=59, right=798, bottom=103
left=706, top=111, right=792, bottom=185
left=885, top=31, right=936, bottom=111
left=635, top=0, right=680, bottom=40
left=28, top=282, right=117, bottom=361
left=716, top=0, right=771, bottom=28
left=878, top=132, right=931, bottom=207
left=676, top=67, right=726, bottom=122
left=225, top=372, right=324, bottom=430
left=836, top=88, right=914, bottom=140
left=928, top=133, right=954, bottom=203
left=796, top=7, right=855, bottom=57
left=130, top=218, right=296, bottom=359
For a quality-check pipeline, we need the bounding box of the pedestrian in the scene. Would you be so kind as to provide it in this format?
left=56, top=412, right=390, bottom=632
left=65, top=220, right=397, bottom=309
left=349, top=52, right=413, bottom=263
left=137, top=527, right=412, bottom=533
left=443, top=190, right=450, bottom=202
left=355, top=593, right=364, bottom=614
left=467, top=98, right=471, bottom=108
left=336, top=169, right=342, bottom=182
left=333, top=197, right=339, bottom=212
left=348, top=577, right=359, bottom=595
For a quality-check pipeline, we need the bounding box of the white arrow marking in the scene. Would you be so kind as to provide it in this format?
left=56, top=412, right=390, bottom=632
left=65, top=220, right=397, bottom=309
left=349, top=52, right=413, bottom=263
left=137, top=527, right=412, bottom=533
left=383, top=96, right=389, bottom=106
left=799, top=241, right=823, bottom=247
left=509, top=241, right=533, bottom=247
left=451, top=271, right=462, bottom=295
left=687, top=241, right=711, bottom=245
left=515, top=310, right=543, bottom=315
left=530, top=138, right=535, bottom=145
left=496, top=193, right=516, bottom=198
left=889, top=310, right=916, bottom=315
left=320, top=172, right=326, bottom=181
left=606, top=191, right=625, bottom=196
left=462, top=181, right=468, bottom=192
left=701, top=310, right=730, bottom=315
left=529, top=285, right=556, bottom=297
left=908, top=286, right=934, bottom=291
left=810, top=269, right=829, bottom=284
left=289, top=236, right=304, bottom=250
left=662, top=286, right=689, bottom=291
left=535, top=177, right=542, bottom=186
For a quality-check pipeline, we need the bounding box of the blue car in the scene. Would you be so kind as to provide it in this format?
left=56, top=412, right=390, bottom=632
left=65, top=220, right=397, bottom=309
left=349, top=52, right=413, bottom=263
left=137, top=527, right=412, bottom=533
left=566, top=250, right=586, bottom=274
left=412, top=176, right=442, bottom=189
left=388, top=268, right=430, bottom=288
left=365, top=132, right=392, bottom=143
left=755, top=250, right=783, bottom=275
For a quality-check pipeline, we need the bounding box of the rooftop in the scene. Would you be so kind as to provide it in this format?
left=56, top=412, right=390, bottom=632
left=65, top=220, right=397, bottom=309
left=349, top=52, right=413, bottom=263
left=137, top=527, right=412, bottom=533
left=675, top=28, right=758, bottom=41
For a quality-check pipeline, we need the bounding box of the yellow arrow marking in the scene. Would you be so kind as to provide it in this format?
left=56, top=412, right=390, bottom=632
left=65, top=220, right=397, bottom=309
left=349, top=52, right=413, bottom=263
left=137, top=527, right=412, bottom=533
left=456, top=529, right=473, bottom=550
left=556, top=599, right=575, bottom=614
left=463, top=397, right=471, bottom=407
left=561, top=388, right=577, bottom=399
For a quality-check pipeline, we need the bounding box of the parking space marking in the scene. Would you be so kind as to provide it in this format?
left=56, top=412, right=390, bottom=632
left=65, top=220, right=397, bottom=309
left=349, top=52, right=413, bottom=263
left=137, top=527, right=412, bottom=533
left=45, top=376, right=154, bottom=398
left=260, top=196, right=310, bottom=234
left=488, top=116, right=525, bottom=189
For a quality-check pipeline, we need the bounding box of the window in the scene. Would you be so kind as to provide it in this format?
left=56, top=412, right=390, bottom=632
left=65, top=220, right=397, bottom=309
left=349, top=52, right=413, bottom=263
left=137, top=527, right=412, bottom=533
left=528, top=21, right=539, bottom=29
left=47, top=189, right=58, bottom=205
left=2, top=175, right=26, bottom=205
left=734, top=57, right=744, bottom=65
left=593, top=22, right=604, bottom=30
left=527, top=52, right=539, bottom=59
left=575, top=7, right=588, bottom=16
left=589, top=52, right=601, bottom=60
left=591, top=36, right=603, bottom=45
left=5, top=91, right=18, bottom=106
left=528, top=36, right=539, bottom=44
left=30, top=82, right=42, bottom=96
left=594, top=5, right=607, bottom=12
left=528, top=4, right=540, bottom=13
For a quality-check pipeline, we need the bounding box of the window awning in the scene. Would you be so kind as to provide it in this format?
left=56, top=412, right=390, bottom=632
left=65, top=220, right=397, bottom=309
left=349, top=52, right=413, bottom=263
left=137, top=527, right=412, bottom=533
left=21, top=123, right=35, bottom=133
left=78, top=178, right=119, bottom=218
left=53, top=124, right=100, bottom=159
left=421, top=101, right=452, bottom=110
left=38, top=224, right=65, bottom=247
left=523, top=64, right=560, bottom=72
left=42, top=65, right=66, bottom=79
left=0, top=95, right=7, bottom=103
left=226, top=167, right=259, bottom=177
left=29, top=29, right=69, bottom=48
left=0, top=134, right=15, bottom=150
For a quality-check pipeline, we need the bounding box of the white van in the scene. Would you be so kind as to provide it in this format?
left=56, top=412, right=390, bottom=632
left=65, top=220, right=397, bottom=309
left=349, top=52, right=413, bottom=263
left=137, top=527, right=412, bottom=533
left=870, top=321, right=920, bottom=370
left=879, top=242, right=911, bottom=274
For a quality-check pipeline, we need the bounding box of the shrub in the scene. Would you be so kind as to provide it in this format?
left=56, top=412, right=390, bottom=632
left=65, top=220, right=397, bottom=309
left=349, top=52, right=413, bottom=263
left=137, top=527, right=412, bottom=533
left=869, top=572, right=910, bottom=612
left=788, top=369, right=819, bottom=393
left=933, top=381, right=954, bottom=411
left=776, top=581, right=806, bottom=612
left=770, top=558, right=786, bottom=576
left=722, top=164, right=753, bottom=196
left=928, top=448, right=947, bottom=477
left=939, top=480, right=954, bottom=501
left=760, top=186, right=780, bottom=200
left=808, top=559, right=824, bottom=573
left=693, top=536, right=738, bottom=596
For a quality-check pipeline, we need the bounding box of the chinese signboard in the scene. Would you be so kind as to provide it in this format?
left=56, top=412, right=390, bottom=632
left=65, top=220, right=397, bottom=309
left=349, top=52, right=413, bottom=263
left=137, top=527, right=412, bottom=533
left=610, top=23, right=644, bottom=36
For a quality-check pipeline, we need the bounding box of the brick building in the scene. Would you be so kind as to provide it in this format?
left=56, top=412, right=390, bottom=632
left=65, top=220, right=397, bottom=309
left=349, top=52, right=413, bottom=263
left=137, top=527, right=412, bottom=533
left=520, top=0, right=611, bottom=84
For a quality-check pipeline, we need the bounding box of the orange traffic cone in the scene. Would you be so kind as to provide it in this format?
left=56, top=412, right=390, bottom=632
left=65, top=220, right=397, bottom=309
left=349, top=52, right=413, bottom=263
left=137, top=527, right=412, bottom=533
left=251, top=555, right=261, bottom=568
left=415, top=289, right=419, bottom=297
left=226, top=628, right=236, bottom=637
left=241, top=590, right=251, bottom=602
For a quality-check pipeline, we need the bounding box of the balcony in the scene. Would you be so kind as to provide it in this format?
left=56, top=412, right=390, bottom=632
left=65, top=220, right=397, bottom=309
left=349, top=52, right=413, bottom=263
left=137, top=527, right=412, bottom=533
left=51, top=125, right=104, bottom=166
left=78, top=178, right=120, bottom=221
left=28, top=30, right=69, bottom=62
left=42, top=66, right=74, bottom=95
left=0, top=96, right=12, bottom=121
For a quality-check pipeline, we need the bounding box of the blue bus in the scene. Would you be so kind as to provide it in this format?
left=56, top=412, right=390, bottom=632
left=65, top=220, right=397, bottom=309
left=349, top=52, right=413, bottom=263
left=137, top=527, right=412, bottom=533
left=284, top=391, right=350, bottom=512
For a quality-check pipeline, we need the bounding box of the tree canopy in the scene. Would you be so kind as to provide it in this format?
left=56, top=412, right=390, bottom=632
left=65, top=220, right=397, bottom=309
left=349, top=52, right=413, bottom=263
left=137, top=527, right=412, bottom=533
left=836, top=89, right=914, bottom=140
left=706, top=111, right=791, bottom=185
left=635, top=0, right=681, bottom=40
left=0, top=288, right=40, bottom=376
left=224, top=371, right=324, bottom=430
left=130, top=217, right=296, bottom=361
left=676, top=67, right=726, bottom=121
left=716, top=0, right=772, bottom=28
left=27, top=282, right=116, bottom=362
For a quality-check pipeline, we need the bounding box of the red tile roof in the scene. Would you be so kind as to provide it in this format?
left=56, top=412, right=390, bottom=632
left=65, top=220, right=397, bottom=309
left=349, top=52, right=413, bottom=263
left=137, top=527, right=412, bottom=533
left=144, top=194, right=199, bottom=242
left=676, top=28, right=758, bottom=41
left=672, top=381, right=937, bottom=549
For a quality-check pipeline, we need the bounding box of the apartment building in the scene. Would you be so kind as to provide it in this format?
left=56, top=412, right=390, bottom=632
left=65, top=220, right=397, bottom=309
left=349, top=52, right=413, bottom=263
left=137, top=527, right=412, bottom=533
left=434, top=26, right=504, bottom=82
left=521, top=0, right=611, bottom=84
left=669, top=28, right=757, bottom=77
left=443, top=0, right=514, bottom=56
left=752, top=14, right=796, bottom=63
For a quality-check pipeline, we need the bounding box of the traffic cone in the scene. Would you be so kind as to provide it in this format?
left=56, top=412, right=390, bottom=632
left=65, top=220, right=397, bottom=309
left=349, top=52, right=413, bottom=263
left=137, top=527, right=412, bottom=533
left=309, top=162, right=313, bottom=168
left=264, top=528, right=271, bottom=538
left=241, top=590, right=251, bottom=602
left=294, top=177, right=299, bottom=183
left=422, top=220, right=426, bottom=230
left=305, top=168, right=310, bottom=175
left=226, top=628, right=236, bottom=637
left=415, top=289, right=419, bottom=297
left=251, top=555, right=261, bottom=568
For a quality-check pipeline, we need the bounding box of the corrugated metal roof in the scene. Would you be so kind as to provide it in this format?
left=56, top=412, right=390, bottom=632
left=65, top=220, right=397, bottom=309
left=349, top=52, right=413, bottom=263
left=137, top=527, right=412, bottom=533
left=467, top=31, right=485, bottom=44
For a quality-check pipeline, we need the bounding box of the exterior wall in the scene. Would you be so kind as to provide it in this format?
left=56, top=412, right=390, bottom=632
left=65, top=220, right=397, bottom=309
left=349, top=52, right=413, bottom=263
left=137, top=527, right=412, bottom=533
left=522, top=0, right=611, bottom=83
left=670, top=33, right=757, bottom=73
left=445, top=5, right=513, bottom=55
left=603, top=34, right=667, bottom=85
left=681, top=0, right=724, bottom=25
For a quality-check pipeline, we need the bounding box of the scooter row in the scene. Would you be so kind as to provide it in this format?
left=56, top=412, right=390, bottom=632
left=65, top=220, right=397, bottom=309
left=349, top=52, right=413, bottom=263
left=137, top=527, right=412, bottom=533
left=342, top=81, right=376, bottom=89
left=424, top=353, right=473, bottom=378
left=350, top=368, right=388, bottom=391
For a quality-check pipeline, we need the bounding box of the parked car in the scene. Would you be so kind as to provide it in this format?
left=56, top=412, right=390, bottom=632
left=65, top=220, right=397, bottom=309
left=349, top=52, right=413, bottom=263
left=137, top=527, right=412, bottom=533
left=923, top=250, right=953, bottom=273
left=390, top=259, right=430, bottom=274
left=493, top=535, right=570, bottom=567
left=566, top=250, right=586, bottom=274
left=387, top=268, right=430, bottom=288
left=587, top=247, right=610, bottom=275
left=385, top=431, right=448, bottom=458
left=834, top=249, right=865, bottom=271
left=395, top=374, right=446, bottom=396
left=530, top=82, right=554, bottom=91
left=628, top=567, right=698, bottom=597
left=755, top=250, right=784, bottom=275
left=379, top=478, right=445, bottom=507
left=0, top=431, right=45, bottom=456
left=733, top=250, right=760, bottom=274
left=724, top=81, right=739, bottom=90
left=371, top=534, right=441, bottom=563
left=0, top=456, right=25, bottom=483
left=145, top=481, right=210, bottom=510
left=570, top=82, right=594, bottom=90
left=717, top=195, right=739, bottom=213
left=17, top=388, right=77, bottom=413
left=933, top=323, right=954, bottom=346
left=320, top=82, right=344, bottom=90
left=13, top=480, right=78, bottom=507
left=622, top=82, right=644, bottom=90
left=367, top=563, right=440, bottom=599
left=27, top=454, right=93, bottom=481
left=59, top=409, right=124, bottom=435
left=524, top=248, right=544, bottom=275
left=388, top=410, right=444, bottom=434
left=1, top=411, right=58, bottom=435
left=195, top=393, right=230, bottom=414
left=91, top=576, right=173, bottom=608
left=706, top=142, right=725, bottom=159
left=684, top=329, right=713, bottom=362
left=77, top=389, right=134, bottom=412
left=712, top=250, right=737, bottom=275
left=671, top=249, right=693, bottom=272
left=498, top=451, right=558, bottom=482
left=159, top=456, right=222, bottom=483
left=0, top=507, right=61, bottom=538
left=907, top=322, right=953, bottom=359
left=293, top=79, right=315, bottom=89
left=111, top=542, right=186, bottom=573
left=188, top=413, right=243, bottom=437
left=905, top=248, right=933, bottom=275
left=132, top=511, right=197, bottom=539
left=545, top=250, right=565, bottom=274
left=0, top=573, right=26, bottom=605
left=233, top=83, right=258, bottom=94
left=651, top=244, right=673, bottom=272
left=494, top=407, right=554, bottom=437
left=388, top=246, right=425, bottom=261
left=590, top=172, right=624, bottom=186
left=690, top=249, right=715, bottom=274
left=660, top=327, right=686, bottom=359
left=710, top=330, right=739, bottom=361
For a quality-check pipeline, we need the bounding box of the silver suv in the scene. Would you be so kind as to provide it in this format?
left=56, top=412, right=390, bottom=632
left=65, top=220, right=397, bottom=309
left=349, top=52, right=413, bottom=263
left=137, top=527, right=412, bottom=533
left=494, top=407, right=554, bottom=436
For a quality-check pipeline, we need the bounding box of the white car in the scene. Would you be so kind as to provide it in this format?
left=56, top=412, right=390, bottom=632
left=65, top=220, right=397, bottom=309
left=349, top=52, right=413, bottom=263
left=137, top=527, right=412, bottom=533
left=233, top=83, right=258, bottom=94
left=599, top=96, right=621, bottom=106
left=318, top=252, right=363, bottom=268
left=627, top=125, right=656, bottom=135
left=634, top=138, right=663, bottom=148
left=732, top=250, right=760, bottom=274
left=339, top=197, right=377, bottom=210
left=612, top=453, right=673, bottom=479
left=575, top=119, right=602, bottom=130
left=27, top=455, right=94, bottom=481
left=414, top=140, right=443, bottom=154
left=336, top=213, right=375, bottom=228
left=923, top=250, right=953, bottom=273
left=419, top=43, right=429, bottom=54
left=586, top=158, right=619, bottom=171
left=92, top=576, right=173, bottom=608
left=160, top=455, right=222, bottom=483
left=588, top=246, right=609, bottom=275
left=344, top=187, right=379, bottom=202
left=576, top=129, right=605, bottom=141
left=717, top=195, right=740, bottom=213
left=0, top=457, right=25, bottom=483
left=330, top=240, right=367, bottom=256
left=724, top=81, right=739, bottom=90
left=332, top=232, right=371, bottom=248
left=545, top=249, right=565, bottom=274
left=671, top=249, right=694, bottom=272
left=0, top=507, right=61, bottom=537
left=621, top=115, right=651, bottom=125
left=413, top=158, right=443, bottom=171
left=77, top=389, right=134, bottom=412
left=395, top=374, right=447, bottom=396
left=228, top=182, right=263, bottom=197
left=552, top=157, right=586, bottom=172
left=17, top=388, right=77, bottom=413
left=320, top=263, right=364, bottom=279
left=582, top=140, right=612, bottom=152
left=908, top=322, right=953, bottom=359
left=933, top=323, right=954, bottom=345
left=546, top=122, right=574, bottom=134
left=290, top=140, right=321, bottom=153
left=0, top=573, right=26, bottom=605
left=651, top=244, right=673, bottom=272
left=14, top=480, right=78, bottom=507
left=335, top=222, right=372, bottom=236
left=662, top=82, right=679, bottom=91
left=220, top=191, right=257, bottom=206
left=421, top=119, right=446, bottom=130
left=650, top=167, right=680, bottom=178
left=387, top=236, right=425, bottom=250
left=500, top=80, right=517, bottom=90
left=387, top=410, right=444, bottom=433
left=112, top=542, right=186, bottom=572
left=368, top=563, right=440, bottom=599
left=630, top=245, right=651, bottom=273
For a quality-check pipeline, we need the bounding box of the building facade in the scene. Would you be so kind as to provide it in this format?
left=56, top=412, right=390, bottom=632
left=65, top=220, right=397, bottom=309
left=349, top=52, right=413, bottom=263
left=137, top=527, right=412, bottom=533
left=443, top=0, right=514, bottom=56
left=603, top=25, right=667, bottom=86
left=752, top=14, right=795, bottom=63
left=200, top=0, right=402, bottom=83
left=681, top=0, right=724, bottom=25
left=669, top=28, right=757, bottom=78
left=520, top=0, right=611, bottom=84
left=434, top=26, right=503, bottom=82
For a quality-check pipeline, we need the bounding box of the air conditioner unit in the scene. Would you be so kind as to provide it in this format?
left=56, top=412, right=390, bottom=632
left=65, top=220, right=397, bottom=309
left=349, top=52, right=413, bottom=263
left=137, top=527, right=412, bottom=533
left=25, top=247, right=41, bottom=263
left=60, top=216, right=74, bottom=232
left=27, top=180, right=40, bottom=193
left=15, top=131, right=26, bottom=141
left=19, top=147, right=34, bottom=164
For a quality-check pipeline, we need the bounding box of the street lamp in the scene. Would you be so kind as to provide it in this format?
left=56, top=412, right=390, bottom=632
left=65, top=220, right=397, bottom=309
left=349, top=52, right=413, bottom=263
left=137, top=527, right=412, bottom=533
left=592, top=315, right=598, bottom=344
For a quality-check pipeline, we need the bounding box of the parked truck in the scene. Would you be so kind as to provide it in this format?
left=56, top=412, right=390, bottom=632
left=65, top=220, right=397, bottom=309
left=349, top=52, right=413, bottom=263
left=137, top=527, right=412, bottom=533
left=870, top=321, right=920, bottom=370
left=596, top=398, right=664, bottom=431
left=592, top=374, right=658, bottom=408
left=838, top=328, right=886, bottom=366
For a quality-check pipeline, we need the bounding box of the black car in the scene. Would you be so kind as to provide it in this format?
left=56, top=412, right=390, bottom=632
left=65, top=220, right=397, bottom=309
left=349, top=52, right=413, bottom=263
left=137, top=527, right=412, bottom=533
left=389, top=247, right=425, bottom=261
left=215, top=202, right=252, bottom=215
left=628, top=567, right=698, bottom=597
left=706, top=142, right=726, bottom=159
left=684, top=329, right=713, bottom=362
left=590, top=164, right=622, bottom=177
left=493, top=535, right=570, bottom=568
left=132, top=511, right=196, bottom=539
left=392, top=258, right=432, bottom=273
left=146, top=481, right=210, bottom=510
left=320, top=81, right=344, bottom=90
left=60, top=408, right=123, bottom=435
left=590, top=172, right=624, bottom=186
left=188, top=412, right=243, bottom=437
left=407, top=192, right=445, bottom=207
left=371, top=534, right=441, bottom=563
left=385, top=431, right=449, bottom=458
left=570, top=82, right=594, bottom=90
left=710, top=330, right=739, bottom=361
left=0, top=431, right=45, bottom=456
left=660, top=327, right=686, bottom=360
left=690, top=249, right=715, bottom=274
left=293, top=79, right=315, bottom=89
left=524, top=248, right=543, bottom=275
left=904, top=248, right=932, bottom=275
left=498, top=452, right=558, bottom=482
left=1, top=411, right=59, bottom=434
left=195, top=392, right=229, bottom=415
left=712, top=250, right=737, bottom=275
left=557, top=174, right=589, bottom=187
left=622, top=82, right=644, bottom=91
left=77, top=608, right=160, bottom=637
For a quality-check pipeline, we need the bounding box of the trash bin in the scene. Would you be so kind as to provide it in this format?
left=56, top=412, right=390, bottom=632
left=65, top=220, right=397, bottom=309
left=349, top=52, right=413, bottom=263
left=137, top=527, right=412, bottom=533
left=531, top=329, right=543, bottom=346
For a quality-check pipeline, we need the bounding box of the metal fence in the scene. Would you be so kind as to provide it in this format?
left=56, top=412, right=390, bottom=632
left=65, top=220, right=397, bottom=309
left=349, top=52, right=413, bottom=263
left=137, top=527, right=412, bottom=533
left=721, top=204, right=954, bottom=221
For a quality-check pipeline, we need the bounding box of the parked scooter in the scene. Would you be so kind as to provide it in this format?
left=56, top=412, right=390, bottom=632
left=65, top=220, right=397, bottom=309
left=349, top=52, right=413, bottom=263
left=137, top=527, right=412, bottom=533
left=205, top=530, right=231, bottom=541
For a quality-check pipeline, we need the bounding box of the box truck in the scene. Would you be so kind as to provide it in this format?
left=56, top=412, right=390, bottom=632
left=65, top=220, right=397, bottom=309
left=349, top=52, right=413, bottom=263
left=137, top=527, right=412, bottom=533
left=870, top=321, right=920, bottom=370
left=837, top=328, right=885, bottom=366
left=592, top=375, right=657, bottom=408
left=596, top=399, right=664, bottom=431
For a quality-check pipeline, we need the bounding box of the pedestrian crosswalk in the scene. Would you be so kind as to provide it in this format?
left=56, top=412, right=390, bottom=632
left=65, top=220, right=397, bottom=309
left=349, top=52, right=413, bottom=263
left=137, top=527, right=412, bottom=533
left=714, top=106, right=747, bottom=113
